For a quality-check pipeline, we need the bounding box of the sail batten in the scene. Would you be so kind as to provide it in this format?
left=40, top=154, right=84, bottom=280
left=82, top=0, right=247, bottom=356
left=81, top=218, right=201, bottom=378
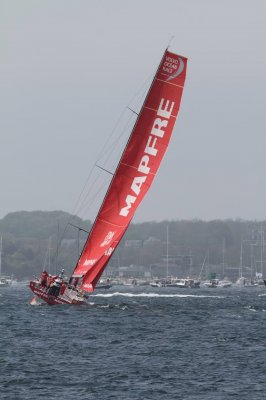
left=73, top=50, right=188, bottom=292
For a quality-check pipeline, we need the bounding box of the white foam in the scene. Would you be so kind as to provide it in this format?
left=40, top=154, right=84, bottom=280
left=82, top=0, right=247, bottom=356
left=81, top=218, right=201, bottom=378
left=92, top=292, right=224, bottom=299
left=29, top=296, right=42, bottom=306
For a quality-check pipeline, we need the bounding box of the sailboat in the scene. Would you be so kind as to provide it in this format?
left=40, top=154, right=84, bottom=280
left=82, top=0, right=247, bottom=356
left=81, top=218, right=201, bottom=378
left=29, top=48, right=188, bottom=305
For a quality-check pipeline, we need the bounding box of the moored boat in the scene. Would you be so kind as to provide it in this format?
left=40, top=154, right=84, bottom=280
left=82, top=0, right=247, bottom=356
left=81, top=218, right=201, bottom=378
left=166, top=278, right=188, bottom=288
left=217, top=279, right=232, bottom=288
left=0, top=276, right=12, bottom=288
left=150, top=281, right=162, bottom=288
left=0, top=237, right=12, bottom=288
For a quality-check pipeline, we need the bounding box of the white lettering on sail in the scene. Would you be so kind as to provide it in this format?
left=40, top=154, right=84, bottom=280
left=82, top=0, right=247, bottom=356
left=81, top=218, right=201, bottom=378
left=150, top=118, right=168, bottom=138
left=84, top=259, right=97, bottom=266
left=83, top=283, right=93, bottom=290
left=100, top=231, right=115, bottom=247
left=131, top=176, right=147, bottom=195
left=138, top=155, right=150, bottom=174
left=104, top=247, right=114, bottom=256
left=119, top=194, right=136, bottom=217
left=145, top=135, right=158, bottom=156
left=119, top=98, right=175, bottom=217
left=157, top=99, right=175, bottom=119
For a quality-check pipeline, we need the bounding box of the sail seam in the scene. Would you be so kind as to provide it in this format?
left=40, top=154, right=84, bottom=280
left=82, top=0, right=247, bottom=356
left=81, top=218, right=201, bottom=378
left=156, top=78, right=184, bottom=89
left=121, top=162, right=156, bottom=175
left=97, top=218, right=127, bottom=228
left=144, top=106, right=177, bottom=118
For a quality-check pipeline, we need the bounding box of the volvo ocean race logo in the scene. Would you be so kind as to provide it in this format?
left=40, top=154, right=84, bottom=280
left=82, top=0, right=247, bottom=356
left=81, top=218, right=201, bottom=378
left=162, top=56, right=184, bottom=81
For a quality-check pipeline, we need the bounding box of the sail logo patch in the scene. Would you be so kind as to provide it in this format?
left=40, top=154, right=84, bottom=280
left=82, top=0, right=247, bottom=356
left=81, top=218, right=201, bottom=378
left=84, top=259, right=97, bottom=266
left=100, top=231, right=115, bottom=247
left=162, top=56, right=184, bottom=81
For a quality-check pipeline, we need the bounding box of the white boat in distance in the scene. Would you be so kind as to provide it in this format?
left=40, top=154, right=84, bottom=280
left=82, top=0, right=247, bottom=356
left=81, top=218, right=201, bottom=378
left=0, top=237, right=12, bottom=288
left=202, top=278, right=232, bottom=288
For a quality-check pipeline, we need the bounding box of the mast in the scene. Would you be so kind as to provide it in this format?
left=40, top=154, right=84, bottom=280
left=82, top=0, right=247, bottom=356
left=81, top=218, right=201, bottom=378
left=166, top=224, right=169, bottom=278
left=250, top=242, right=254, bottom=281
left=222, top=237, right=225, bottom=278
left=239, top=236, right=243, bottom=279
left=198, top=253, right=207, bottom=281
left=260, top=224, right=264, bottom=276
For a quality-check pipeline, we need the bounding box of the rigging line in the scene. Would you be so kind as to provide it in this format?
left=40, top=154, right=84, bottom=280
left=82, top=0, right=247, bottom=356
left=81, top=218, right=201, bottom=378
left=95, top=164, right=114, bottom=176
left=49, top=169, right=96, bottom=266
left=126, top=73, right=153, bottom=107
left=78, top=177, right=110, bottom=217
left=75, top=116, right=136, bottom=215
left=71, top=74, right=151, bottom=219
left=70, top=108, right=129, bottom=217
left=109, top=114, right=138, bottom=169
left=73, top=165, right=110, bottom=216
left=96, top=75, right=151, bottom=162
left=167, top=35, right=175, bottom=50
left=127, top=107, right=138, bottom=116
left=76, top=50, right=169, bottom=273
left=53, top=211, right=95, bottom=272
left=71, top=110, right=135, bottom=218
left=71, top=167, right=97, bottom=217
left=99, top=113, right=136, bottom=168
left=69, top=223, right=90, bottom=234
left=51, top=220, right=74, bottom=272
left=47, top=65, right=155, bottom=269
left=95, top=107, right=129, bottom=162
left=75, top=175, right=111, bottom=218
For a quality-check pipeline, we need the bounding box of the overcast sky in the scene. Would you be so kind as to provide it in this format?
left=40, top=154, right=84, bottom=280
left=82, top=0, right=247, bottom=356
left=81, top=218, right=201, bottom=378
left=1, top=0, right=266, bottom=222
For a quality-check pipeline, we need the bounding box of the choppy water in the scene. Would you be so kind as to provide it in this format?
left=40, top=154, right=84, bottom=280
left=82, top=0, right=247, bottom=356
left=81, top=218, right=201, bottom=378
left=0, top=285, right=266, bottom=399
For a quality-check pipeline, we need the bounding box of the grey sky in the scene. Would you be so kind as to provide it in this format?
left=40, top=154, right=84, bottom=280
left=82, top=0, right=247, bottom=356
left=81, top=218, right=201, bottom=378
left=1, top=0, right=266, bottom=222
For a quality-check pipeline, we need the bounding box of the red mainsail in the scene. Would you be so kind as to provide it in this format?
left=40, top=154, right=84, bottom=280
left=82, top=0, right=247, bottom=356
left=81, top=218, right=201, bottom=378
left=73, top=50, right=188, bottom=292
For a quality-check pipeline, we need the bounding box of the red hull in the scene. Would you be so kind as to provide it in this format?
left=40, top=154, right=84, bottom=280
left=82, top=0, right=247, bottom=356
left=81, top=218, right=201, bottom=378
left=29, top=280, right=88, bottom=305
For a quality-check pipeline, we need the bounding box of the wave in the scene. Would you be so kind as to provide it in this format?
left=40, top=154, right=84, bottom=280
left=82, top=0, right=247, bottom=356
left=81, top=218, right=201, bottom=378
left=92, top=292, right=225, bottom=299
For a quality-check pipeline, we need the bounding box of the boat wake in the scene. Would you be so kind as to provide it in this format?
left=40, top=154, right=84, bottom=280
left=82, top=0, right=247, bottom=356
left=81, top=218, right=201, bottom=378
left=92, top=292, right=224, bottom=299
left=29, top=296, right=43, bottom=306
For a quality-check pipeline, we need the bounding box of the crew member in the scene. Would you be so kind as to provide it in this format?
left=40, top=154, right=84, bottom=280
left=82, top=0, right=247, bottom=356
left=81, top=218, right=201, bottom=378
left=39, top=270, right=48, bottom=287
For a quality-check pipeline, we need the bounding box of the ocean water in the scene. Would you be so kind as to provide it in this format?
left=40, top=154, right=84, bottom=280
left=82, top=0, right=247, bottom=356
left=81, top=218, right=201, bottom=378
left=0, top=285, right=265, bottom=400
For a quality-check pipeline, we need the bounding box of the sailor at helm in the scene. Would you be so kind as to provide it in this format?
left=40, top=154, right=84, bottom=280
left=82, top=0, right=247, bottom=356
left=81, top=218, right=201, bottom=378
left=53, top=278, right=62, bottom=296
left=59, top=268, right=65, bottom=279
left=48, top=277, right=62, bottom=297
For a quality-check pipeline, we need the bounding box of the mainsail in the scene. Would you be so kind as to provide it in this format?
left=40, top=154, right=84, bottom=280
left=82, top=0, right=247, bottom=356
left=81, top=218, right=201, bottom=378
left=73, top=50, right=188, bottom=292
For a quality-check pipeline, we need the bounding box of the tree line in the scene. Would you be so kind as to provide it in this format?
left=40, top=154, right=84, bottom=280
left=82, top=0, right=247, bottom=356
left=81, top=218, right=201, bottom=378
left=0, top=211, right=265, bottom=280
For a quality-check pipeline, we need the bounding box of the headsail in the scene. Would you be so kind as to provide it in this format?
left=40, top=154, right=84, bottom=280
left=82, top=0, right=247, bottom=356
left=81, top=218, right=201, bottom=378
left=74, top=50, right=188, bottom=292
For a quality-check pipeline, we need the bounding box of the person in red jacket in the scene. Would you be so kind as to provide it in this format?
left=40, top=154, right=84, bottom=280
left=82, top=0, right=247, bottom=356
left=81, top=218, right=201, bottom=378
left=39, top=270, right=48, bottom=287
